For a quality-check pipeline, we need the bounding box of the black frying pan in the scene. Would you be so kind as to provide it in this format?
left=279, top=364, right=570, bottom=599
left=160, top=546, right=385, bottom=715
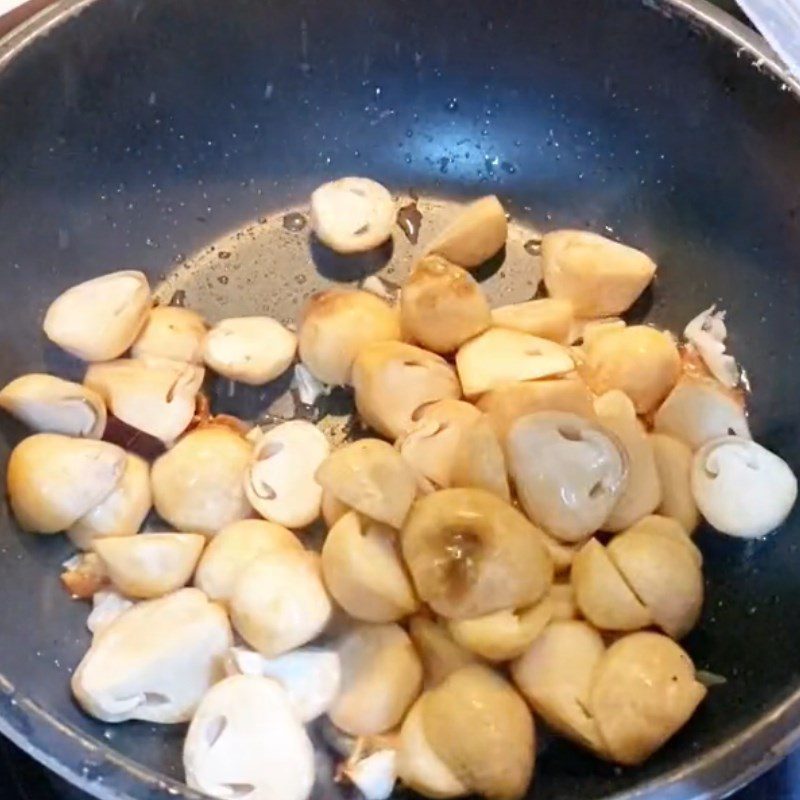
left=0, top=0, right=799, bottom=798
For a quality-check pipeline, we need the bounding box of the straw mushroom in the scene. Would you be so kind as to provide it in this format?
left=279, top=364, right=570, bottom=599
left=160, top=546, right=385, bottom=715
left=131, top=305, right=206, bottom=364
left=399, top=256, right=491, bottom=353
left=541, top=231, right=656, bottom=317
left=84, top=357, right=204, bottom=444
left=0, top=374, right=106, bottom=438
left=298, top=290, right=401, bottom=386
left=7, top=434, right=126, bottom=534
left=311, top=177, right=395, bottom=254
left=86, top=589, right=134, bottom=637
left=507, top=412, right=628, bottom=543
left=650, top=433, right=700, bottom=534
left=72, top=588, right=232, bottom=723
left=245, top=420, right=330, bottom=528
left=491, top=298, right=574, bottom=344
left=692, top=436, right=798, bottom=538
left=408, top=617, right=479, bottom=689
left=202, top=316, right=297, bottom=385
left=43, top=270, right=151, bottom=361
left=151, top=427, right=252, bottom=535
left=449, top=415, right=511, bottom=501
left=352, top=341, right=461, bottom=439
left=321, top=489, right=350, bottom=528
left=183, top=675, right=315, bottom=800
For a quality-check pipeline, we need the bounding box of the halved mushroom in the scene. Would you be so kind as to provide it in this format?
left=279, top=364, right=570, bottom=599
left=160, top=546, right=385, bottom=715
left=549, top=583, right=579, bottom=621
left=131, top=305, right=206, bottom=364
left=93, top=533, right=206, bottom=600
left=683, top=305, right=740, bottom=389
left=298, top=290, right=401, bottom=386
left=72, top=588, right=232, bottom=723
left=321, top=490, right=350, bottom=528
left=330, top=622, right=423, bottom=735
left=541, top=230, right=656, bottom=318
left=624, top=515, right=702, bottom=567
left=352, top=341, right=461, bottom=439
left=580, top=326, right=681, bottom=414
left=421, top=665, right=535, bottom=800
left=7, top=434, right=126, bottom=533
left=408, top=617, right=479, bottom=689
left=400, top=256, right=491, bottom=353
left=245, top=420, right=330, bottom=528
left=511, top=621, right=607, bottom=757
left=316, top=438, right=416, bottom=528
left=184, top=674, right=315, bottom=800
left=653, top=375, right=751, bottom=450
left=425, top=195, right=508, bottom=269
left=491, top=298, right=574, bottom=344
left=401, top=488, right=553, bottom=620
left=0, top=374, right=106, bottom=438
left=151, top=427, right=253, bottom=535
left=84, top=357, right=204, bottom=444
left=589, top=632, right=706, bottom=765
left=449, top=415, right=511, bottom=502
left=507, top=412, right=628, bottom=543
left=321, top=511, right=418, bottom=622
left=86, top=589, right=134, bottom=637
left=311, top=177, right=395, bottom=253
left=538, top=531, right=582, bottom=575
left=225, top=646, right=341, bottom=723
left=456, top=328, right=574, bottom=398
left=230, top=550, right=331, bottom=657
left=595, top=391, right=661, bottom=532
left=476, top=377, right=596, bottom=447
left=571, top=317, right=626, bottom=347
left=650, top=434, right=700, bottom=534
left=397, top=400, right=482, bottom=491
left=202, top=316, right=297, bottom=385
left=692, top=436, right=798, bottom=538
left=448, top=596, right=553, bottom=662
left=43, top=270, right=151, bottom=361
left=194, top=519, right=303, bottom=604
left=68, top=454, right=151, bottom=550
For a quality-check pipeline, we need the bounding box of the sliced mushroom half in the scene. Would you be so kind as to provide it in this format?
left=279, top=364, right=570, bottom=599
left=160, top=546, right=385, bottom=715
left=449, top=415, right=511, bottom=502
left=131, top=305, right=206, bottom=364
left=491, top=298, right=574, bottom=344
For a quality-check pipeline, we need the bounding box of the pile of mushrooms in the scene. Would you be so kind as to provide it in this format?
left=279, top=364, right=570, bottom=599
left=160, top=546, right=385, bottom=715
left=1, top=177, right=796, bottom=800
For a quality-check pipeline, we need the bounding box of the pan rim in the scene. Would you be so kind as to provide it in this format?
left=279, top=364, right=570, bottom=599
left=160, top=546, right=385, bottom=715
left=0, top=0, right=797, bottom=798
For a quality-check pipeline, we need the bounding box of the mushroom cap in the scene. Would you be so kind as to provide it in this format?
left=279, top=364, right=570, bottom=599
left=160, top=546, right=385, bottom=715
left=352, top=340, right=461, bottom=440
left=152, top=427, right=253, bottom=535
left=183, top=674, right=315, bottom=800
left=650, top=433, right=701, bottom=534
left=408, top=617, right=479, bottom=690
left=692, top=436, right=798, bottom=538
left=298, top=289, right=401, bottom=386
left=202, top=316, right=297, bottom=385
left=310, top=177, right=395, bottom=254
left=456, top=328, right=574, bottom=398
left=68, top=454, right=151, bottom=550
left=321, top=489, right=350, bottom=528
left=449, top=415, right=511, bottom=502
left=245, top=420, right=330, bottom=529
left=93, top=533, right=206, bottom=600
left=84, top=357, right=204, bottom=444
left=72, top=588, right=232, bottom=723
left=507, top=412, right=628, bottom=543
left=7, top=433, right=126, bottom=533
left=43, top=270, right=151, bottom=361
left=491, top=298, right=574, bottom=344
left=400, top=256, right=491, bottom=353
left=131, top=305, right=206, bottom=364
left=0, top=373, right=106, bottom=438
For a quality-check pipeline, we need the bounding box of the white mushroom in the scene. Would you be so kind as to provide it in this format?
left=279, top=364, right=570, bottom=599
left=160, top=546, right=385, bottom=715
left=43, top=270, right=152, bottom=361
left=684, top=305, right=740, bottom=389
left=202, top=316, right=297, bottom=385
left=230, top=550, right=331, bottom=657
left=225, top=646, right=341, bottom=722
left=456, top=328, right=574, bottom=398
left=84, top=357, right=204, bottom=444
left=653, top=375, right=751, bottom=450
left=311, top=177, right=395, bottom=253
left=151, top=427, right=253, bottom=535
left=541, top=230, right=656, bottom=318
left=0, top=374, right=106, bottom=438
left=650, top=433, right=700, bottom=534
left=343, top=750, right=398, bottom=800
left=68, top=454, right=151, bottom=550
left=245, top=420, right=330, bottom=528
left=691, top=436, right=798, bottom=538
left=131, top=305, right=206, bottom=364
left=425, top=195, right=508, bottom=268
left=507, top=412, right=628, bottom=543
left=86, top=589, right=134, bottom=637
left=93, top=533, right=206, bottom=599
left=491, top=298, right=574, bottom=344
left=7, top=434, right=126, bottom=533
left=183, top=675, right=315, bottom=800
left=72, top=588, right=232, bottom=723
